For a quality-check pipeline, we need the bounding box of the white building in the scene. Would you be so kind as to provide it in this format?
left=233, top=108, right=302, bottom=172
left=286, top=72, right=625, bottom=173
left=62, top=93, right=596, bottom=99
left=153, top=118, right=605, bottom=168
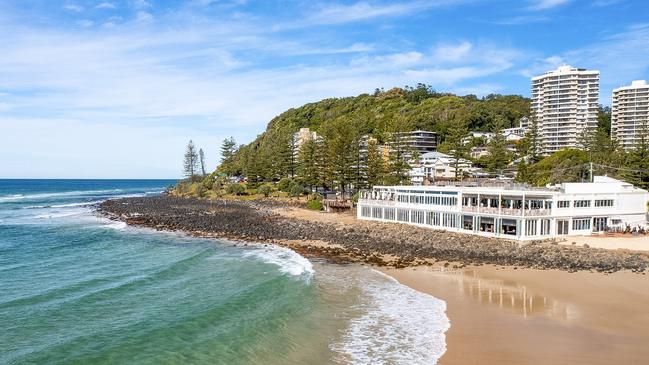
left=358, top=176, right=648, bottom=240
left=611, top=80, right=649, bottom=150
left=531, top=66, right=600, bottom=155
left=292, top=128, right=318, bottom=156
left=410, top=151, right=475, bottom=185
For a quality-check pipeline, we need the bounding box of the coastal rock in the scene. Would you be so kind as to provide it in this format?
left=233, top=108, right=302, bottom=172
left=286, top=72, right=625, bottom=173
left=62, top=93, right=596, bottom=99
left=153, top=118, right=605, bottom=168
left=98, top=196, right=649, bottom=273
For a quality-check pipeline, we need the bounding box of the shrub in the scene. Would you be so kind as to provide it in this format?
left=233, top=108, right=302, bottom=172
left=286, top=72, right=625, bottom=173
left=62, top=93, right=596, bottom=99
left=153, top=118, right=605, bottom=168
left=308, top=192, right=323, bottom=201
left=257, top=184, right=273, bottom=197
left=352, top=191, right=360, bottom=203
left=277, top=178, right=292, bottom=192
left=289, top=183, right=304, bottom=197
left=227, top=183, right=245, bottom=195
left=306, top=199, right=323, bottom=211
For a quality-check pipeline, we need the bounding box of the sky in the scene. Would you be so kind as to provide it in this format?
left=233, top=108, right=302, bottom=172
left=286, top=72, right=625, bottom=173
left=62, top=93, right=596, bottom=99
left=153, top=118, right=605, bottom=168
left=1, top=0, right=648, bottom=178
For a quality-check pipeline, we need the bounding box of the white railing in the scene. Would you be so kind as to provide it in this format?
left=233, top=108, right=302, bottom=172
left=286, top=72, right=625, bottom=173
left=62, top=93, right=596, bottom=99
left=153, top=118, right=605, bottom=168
left=461, top=206, right=550, bottom=216
left=358, top=199, right=395, bottom=206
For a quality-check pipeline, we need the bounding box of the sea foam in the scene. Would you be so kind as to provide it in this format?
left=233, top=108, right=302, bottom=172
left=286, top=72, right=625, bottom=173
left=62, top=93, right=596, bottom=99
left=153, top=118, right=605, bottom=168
left=243, top=245, right=314, bottom=278
left=332, top=269, right=450, bottom=365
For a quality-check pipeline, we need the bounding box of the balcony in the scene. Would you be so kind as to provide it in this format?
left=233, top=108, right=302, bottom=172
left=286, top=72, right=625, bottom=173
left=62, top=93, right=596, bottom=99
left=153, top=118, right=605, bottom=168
left=358, top=198, right=395, bottom=206
left=461, top=206, right=550, bottom=216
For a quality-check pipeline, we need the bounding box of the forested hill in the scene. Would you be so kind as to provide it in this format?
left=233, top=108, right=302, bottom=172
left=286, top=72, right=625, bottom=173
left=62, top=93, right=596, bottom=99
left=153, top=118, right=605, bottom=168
left=224, top=84, right=530, bottom=181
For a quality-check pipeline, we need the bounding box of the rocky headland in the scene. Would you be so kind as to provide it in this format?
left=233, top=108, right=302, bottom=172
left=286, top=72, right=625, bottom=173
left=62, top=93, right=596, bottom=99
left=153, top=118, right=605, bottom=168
left=98, top=195, right=649, bottom=273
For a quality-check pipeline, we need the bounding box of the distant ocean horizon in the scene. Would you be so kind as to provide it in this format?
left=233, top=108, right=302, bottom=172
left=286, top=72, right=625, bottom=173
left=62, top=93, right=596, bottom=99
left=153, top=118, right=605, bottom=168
left=0, top=179, right=449, bottom=364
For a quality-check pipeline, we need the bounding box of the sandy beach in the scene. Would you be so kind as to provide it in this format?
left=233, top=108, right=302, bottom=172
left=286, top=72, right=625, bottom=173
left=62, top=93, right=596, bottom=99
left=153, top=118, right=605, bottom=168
left=382, top=265, right=649, bottom=364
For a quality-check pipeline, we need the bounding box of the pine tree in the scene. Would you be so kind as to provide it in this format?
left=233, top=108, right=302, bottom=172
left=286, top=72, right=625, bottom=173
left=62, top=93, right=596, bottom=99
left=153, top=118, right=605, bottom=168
left=199, top=148, right=206, bottom=176
left=386, top=133, right=411, bottom=185
left=297, top=138, right=320, bottom=191
left=219, top=137, right=237, bottom=175
left=445, top=118, right=470, bottom=180
left=525, top=114, right=541, bottom=162
left=325, top=118, right=360, bottom=195
left=365, top=138, right=386, bottom=187
left=183, top=140, right=199, bottom=178
left=623, top=120, right=649, bottom=189
left=385, top=117, right=413, bottom=185
left=487, top=117, right=510, bottom=174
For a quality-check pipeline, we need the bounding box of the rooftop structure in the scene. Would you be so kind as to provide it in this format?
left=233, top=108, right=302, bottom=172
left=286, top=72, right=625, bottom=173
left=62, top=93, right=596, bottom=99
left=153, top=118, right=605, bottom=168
left=531, top=65, right=599, bottom=155
left=611, top=80, right=649, bottom=150
left=358, top=176, right=648, bottom=240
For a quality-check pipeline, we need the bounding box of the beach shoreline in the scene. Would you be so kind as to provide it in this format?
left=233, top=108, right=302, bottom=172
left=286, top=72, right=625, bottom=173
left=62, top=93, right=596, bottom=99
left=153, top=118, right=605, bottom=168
left=98, top=195, right=649, bottom=364
left=381, top=265, right=649, bottom=364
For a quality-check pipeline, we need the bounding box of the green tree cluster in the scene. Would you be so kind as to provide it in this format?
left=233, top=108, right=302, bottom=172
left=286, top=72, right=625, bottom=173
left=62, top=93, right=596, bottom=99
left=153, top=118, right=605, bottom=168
left=224, top=86, right=529, bottom=185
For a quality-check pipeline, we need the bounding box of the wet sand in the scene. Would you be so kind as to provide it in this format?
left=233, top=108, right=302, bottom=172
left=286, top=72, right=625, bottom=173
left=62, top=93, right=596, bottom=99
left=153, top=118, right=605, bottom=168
left=381, top=265, right=649, bottom=364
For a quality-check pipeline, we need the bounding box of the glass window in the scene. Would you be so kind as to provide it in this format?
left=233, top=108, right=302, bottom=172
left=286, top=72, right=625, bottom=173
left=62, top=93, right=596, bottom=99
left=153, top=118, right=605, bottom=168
left=594, top=199, right=614, bottom=207
left=572, top=218, right=591, bottom=230
left=558, top=200, right=570, bottom=208
left=573, top=200, right=591, bottom=208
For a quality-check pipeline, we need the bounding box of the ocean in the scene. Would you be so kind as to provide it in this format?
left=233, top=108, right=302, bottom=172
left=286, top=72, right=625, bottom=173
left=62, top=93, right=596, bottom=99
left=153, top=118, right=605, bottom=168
left=0, top=179, right=449, bottom=365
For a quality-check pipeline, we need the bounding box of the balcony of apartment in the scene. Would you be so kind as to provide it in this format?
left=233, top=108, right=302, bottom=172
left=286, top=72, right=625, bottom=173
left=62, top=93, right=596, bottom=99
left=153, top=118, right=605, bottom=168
left=461, top=195, right=551, bottom=217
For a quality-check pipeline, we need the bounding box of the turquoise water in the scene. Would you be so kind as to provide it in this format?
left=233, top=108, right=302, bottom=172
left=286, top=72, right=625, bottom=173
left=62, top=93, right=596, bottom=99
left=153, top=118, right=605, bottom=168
left=0, top=180, right=449, bottom=365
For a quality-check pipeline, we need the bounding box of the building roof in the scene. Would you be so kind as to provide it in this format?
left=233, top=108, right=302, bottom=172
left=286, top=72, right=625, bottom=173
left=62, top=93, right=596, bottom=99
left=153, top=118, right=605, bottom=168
left=373, top=176, right=648, bottom=196
left=421, top=151, right=450, bottom=159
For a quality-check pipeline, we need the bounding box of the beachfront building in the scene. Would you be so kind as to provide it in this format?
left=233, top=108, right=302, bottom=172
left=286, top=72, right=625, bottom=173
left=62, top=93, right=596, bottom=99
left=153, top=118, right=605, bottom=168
left=358, top=176, right=648, bottom=240
left=611, top=80, right=649, bottom=150
left=531, top=65, right=600, bottom=155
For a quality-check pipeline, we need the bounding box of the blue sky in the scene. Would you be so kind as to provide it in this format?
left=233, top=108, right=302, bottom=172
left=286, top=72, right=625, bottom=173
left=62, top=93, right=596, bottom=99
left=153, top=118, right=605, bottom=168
left=1, top=0, right=648, bottom=178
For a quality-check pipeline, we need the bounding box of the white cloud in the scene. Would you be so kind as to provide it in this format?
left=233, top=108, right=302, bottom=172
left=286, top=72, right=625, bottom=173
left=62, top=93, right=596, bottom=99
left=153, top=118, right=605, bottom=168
left=136, top=11, right=154, bottom=23
left=490, top=15, right=550, bottom=25
left=96, top=2, right=117, bottom=10
left=281, top=0, right=473, bottom=28
left=522, top=24, right=649, bottom=104
left=77, top=20, right=95, bottom=28
left=63, top=3, right=84, bottom=12
left=433, top=41, right=472, bottom=62
left=0, top=7, right=525, bottom=178
left=0, top=102, right=13, bottom=112
left=132, top=0, right=152, bottom=9
left=527, top=0, right=571, bottom=11
left=520, top=55, right=566, bottom=77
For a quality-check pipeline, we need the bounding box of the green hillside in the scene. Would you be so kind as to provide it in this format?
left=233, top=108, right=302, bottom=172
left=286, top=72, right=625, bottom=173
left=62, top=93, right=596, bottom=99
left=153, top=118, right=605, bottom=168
left=223, top=84, right=530, bottom=182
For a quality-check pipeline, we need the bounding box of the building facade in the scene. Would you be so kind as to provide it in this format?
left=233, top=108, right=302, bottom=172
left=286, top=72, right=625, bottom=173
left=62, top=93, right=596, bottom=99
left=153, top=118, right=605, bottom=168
left=531, top=66, right=600, bottom=155
left=611, top=80, right=649, bottom=150
left=410, top=151, right=475, bottom=185
left=391, top=130, right=438, bottom=155
left=358, top=176, right=648, bottom=240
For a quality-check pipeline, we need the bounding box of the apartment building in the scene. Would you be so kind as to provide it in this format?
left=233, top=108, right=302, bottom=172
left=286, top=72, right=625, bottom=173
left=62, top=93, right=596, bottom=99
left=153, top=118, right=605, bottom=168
left=391, top=130, right=438, bottom=155
left=531, top=66, right=599, bottom=154
left=611, top=80, right=649, bottom=150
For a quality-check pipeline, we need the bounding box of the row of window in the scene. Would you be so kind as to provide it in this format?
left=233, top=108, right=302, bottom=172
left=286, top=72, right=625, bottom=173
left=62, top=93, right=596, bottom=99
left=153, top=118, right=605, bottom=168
left=362, top=207, right=460, bottom=228
left=572, top=218, right=591, bottom=230
left=396, top=194, right=458, bottom=206
left=558, top=199, right=614, bottom=208
left=362, top=206, right=603, bottom=235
